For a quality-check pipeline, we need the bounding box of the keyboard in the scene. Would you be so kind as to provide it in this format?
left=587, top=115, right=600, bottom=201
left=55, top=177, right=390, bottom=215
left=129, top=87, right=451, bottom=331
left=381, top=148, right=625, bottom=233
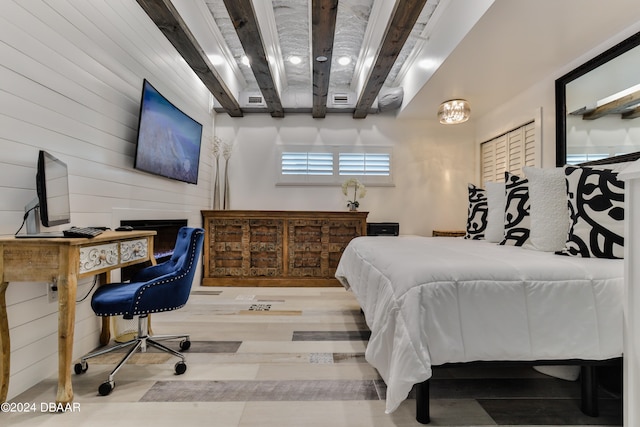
left=63, top=227, right=105, bottom=238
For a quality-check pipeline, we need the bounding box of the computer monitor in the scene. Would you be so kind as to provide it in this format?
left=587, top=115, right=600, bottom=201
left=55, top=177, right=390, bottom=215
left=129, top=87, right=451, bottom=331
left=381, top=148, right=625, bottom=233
left=23, top=150, right=71, bottom=235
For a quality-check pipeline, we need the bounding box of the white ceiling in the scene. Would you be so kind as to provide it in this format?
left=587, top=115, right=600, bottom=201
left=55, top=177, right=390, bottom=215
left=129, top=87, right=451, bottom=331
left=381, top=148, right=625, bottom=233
left=150, top=0, right=640, bottom=121
left=398, top=0, right=640, bottom=121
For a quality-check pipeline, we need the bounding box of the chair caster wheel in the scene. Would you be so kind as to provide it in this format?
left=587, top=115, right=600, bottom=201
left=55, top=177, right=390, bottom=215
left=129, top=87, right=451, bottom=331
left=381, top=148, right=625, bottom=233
left=179, top=339, right=191, bottom=351
left=175, top=361, right=187, bottom=375
left=98, top=381, right=114, bottom=396
left=74, top=362, right=88, bottom=375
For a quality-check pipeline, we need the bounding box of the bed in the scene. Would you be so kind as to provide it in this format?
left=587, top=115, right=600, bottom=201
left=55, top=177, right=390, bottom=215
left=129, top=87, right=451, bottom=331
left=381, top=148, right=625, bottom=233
left=335, top=157, right=631, bottom=424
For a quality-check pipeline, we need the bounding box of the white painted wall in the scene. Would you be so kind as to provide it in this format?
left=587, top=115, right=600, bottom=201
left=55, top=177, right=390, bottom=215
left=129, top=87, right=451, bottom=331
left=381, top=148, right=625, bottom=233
left=476, top=21, right=640, bottom=168
left=214, top=113, right=476, bottom=236
left=0, top=1, right=213, bottom=399
left=474, top=23, right=640, bottom=425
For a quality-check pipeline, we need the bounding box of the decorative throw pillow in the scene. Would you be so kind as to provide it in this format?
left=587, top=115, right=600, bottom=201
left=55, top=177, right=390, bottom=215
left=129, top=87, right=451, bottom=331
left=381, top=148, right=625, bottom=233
left=499, top=172, right=530, bottom=246
left=522, top=167, right=570, bottom=252
left=484, top=181, right=505, bottom=243
left=464, top=183, right=487, bottom=240
left=558, top=165, right=625, bottom=258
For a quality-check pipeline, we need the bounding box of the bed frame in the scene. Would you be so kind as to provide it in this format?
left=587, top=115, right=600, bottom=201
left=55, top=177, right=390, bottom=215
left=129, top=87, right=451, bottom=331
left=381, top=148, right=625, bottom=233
left=415, top=357, right=622, bottom=424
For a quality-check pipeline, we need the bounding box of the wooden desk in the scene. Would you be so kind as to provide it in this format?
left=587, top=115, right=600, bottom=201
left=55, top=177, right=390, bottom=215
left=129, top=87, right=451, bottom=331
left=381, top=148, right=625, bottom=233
left=0, top=230, right=156, bottom=404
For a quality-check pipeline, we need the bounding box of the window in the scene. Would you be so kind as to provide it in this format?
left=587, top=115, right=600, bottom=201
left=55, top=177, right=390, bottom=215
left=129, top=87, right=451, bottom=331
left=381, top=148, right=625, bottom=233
left=278, top=146, right=393, bottom=186
left=282, top=152, right=333, bottom=175
left=339, top=153, right=391, bottom=176
left=565, top=153, right=609, bottom=165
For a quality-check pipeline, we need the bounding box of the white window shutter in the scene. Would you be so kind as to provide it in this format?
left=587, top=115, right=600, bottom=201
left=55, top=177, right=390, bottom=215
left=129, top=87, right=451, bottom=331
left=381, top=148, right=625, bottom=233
left=339, top=153, right=390, bottom=176
left=507, top=128, right=523, bottom=174
left=481, top=121, right=536, bottom=183
left=481, top=140, right=495, bottom=183
left=282, top=152, right=333, bottom=175
left=277, top=146, right=393, bottom=186
left=524, top=122, right=536, bottom=168
left=494, top=134, right=507, bottom=182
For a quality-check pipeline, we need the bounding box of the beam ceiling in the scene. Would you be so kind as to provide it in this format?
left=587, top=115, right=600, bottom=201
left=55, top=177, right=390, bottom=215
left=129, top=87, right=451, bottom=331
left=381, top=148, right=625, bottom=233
left=353, top=0, right=429, bottom=118
left=138, top=0, right=448, bottom=119
left=311, top=0, right=339, bottom=118
left=136, top=0, right=243, bottom=117
left=221, top=0, right=285, bottom=118
left=582, top=89, right=640, bottom=120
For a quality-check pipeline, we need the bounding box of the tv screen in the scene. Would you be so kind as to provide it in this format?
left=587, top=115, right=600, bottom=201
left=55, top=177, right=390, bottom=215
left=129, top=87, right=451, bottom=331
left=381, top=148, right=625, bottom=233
left=134, top=79, right=203, bottom=184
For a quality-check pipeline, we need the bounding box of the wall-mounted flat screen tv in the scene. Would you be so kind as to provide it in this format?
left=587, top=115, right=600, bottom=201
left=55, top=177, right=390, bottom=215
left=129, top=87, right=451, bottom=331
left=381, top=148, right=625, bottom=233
left=134, top=79, right=203, bottom=184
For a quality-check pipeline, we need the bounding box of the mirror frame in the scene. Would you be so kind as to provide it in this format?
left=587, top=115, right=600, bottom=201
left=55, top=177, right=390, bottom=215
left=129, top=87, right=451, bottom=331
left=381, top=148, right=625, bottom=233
left=555, top=30, right=640, bottom=167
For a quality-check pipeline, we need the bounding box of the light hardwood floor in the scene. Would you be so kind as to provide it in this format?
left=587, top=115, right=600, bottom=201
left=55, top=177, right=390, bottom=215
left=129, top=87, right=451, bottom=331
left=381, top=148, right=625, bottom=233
left=4, top=286, right=621, bottom=426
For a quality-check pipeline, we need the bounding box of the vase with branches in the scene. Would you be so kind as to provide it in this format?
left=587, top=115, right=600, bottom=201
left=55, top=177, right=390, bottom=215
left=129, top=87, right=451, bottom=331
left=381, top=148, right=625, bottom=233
left=222, top=139, right=234, bottom=210
left=211, top=136, right=222, bottom=209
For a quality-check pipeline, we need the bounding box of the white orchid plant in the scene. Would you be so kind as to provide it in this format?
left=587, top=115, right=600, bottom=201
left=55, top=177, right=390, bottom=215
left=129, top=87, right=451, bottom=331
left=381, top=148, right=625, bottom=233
left=342, top=177, right=366, bottom=210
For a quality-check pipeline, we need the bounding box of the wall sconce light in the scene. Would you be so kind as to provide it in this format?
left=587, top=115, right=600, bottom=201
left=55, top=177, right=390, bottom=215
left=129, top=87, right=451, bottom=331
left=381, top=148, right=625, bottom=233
left=438, top=99, right=470, bottom=124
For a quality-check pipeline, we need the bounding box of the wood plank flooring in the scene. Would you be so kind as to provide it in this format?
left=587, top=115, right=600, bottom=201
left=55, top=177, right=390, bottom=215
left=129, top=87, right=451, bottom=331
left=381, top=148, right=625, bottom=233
left=4, top=287, right=622, bottom=426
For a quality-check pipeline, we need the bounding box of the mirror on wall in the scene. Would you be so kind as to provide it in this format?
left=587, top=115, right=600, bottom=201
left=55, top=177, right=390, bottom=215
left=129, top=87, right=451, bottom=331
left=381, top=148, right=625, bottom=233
left=555, top=31, right=640, bottom=166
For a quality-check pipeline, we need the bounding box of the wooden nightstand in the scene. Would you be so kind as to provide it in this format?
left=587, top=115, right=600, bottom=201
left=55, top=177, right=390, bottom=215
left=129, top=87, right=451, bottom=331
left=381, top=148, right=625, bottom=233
left=432, top=230, right=466, bottom=237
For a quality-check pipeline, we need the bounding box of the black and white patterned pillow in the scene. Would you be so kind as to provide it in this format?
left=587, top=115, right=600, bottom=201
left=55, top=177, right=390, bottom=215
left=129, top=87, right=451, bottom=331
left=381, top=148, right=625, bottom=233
left=464, top=183, right=487, bottom=240
left=558, top=166, right=624, bottom=258
left=499, top=172, right=530, bottom=246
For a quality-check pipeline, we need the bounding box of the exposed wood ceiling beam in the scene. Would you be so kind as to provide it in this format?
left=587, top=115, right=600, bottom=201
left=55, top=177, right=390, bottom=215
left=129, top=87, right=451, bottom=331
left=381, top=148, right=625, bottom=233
left=136, top=0, right=243, bottom=117
left=622, top=106, right=640, bottom=120
left=311, top=0, right=339, bottom=118
left=222, top=0, right=284, bottom=118
left=582, top=89, right=640, bottom=120
left=353, top=0, right=428, bottom=119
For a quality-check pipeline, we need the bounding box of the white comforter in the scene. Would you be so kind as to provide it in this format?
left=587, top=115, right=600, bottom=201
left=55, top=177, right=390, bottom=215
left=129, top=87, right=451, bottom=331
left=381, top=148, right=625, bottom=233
left=335, top=236, right=624, bottom=413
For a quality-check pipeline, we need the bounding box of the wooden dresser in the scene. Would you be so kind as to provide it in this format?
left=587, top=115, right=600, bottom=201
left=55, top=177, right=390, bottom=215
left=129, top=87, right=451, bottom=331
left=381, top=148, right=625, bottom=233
left=201, top=210, right=368, bottom=286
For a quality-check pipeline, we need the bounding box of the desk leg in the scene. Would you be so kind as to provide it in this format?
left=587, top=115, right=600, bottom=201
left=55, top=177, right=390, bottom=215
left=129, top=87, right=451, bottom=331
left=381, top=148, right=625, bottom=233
left=98, top=272, right=111, bottom=346
left=56, top=273, right=77, bottom=405
left=0, top=281, right=9, bottom=403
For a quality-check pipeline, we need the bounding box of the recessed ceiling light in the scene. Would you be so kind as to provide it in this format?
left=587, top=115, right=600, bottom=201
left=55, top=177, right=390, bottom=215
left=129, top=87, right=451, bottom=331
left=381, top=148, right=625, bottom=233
left=241, top=55, right=250, bottom=66
left=316, top=55, right=328, bottom=62
left=337, top=56, right=351, bottom=66
left=288, top=56, right=302, bottom=65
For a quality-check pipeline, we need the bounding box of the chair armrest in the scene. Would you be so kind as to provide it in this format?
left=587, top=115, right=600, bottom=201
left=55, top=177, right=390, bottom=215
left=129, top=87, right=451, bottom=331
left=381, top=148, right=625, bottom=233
left=132, top=261, right=175, bottom=282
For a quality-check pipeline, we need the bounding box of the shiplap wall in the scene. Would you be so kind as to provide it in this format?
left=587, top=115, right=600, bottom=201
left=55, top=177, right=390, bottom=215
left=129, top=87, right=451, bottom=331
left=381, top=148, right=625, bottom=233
left=0, top=0, right=213, bottom=399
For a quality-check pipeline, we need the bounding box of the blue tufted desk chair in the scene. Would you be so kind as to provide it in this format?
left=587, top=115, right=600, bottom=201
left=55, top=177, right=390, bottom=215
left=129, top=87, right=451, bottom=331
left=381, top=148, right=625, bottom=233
left=74, top=226, right=204, bottom=396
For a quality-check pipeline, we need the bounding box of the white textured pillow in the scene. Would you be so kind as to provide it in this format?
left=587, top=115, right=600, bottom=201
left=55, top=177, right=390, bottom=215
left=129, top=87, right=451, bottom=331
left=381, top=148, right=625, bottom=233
left=484, top=181, right=505, bottom=243
left=523, top=167, right=570, bottom=252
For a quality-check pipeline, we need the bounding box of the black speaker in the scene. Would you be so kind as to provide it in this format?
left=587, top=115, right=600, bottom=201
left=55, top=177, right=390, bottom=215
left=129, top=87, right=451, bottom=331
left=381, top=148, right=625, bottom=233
left=367, top=222, right=399, bottom=236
